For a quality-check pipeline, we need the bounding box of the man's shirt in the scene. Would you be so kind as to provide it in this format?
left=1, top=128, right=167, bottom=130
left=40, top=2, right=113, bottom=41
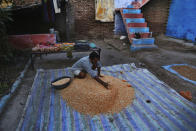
left=72, top=56, right=101, bottom=77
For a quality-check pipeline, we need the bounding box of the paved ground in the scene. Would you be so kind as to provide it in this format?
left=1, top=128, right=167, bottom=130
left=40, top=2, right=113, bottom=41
left=0, top=35, right=196, bottom=130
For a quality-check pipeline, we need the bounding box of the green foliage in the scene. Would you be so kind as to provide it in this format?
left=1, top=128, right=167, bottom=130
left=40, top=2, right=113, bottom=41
left=0, top=82, right=9, bottom=95
left=0, top=8, right=14, bottom=64
left=0, top=8, right=12, bottom=34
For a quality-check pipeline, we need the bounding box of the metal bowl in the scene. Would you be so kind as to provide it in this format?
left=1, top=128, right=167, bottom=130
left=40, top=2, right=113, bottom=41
left=51, top=76, right=72, bottom=90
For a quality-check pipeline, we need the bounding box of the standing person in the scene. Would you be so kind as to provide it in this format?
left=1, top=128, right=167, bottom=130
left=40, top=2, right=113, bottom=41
left=131, top=0, right=141, bottom=8
left=72, top=51, right=108, bottom=88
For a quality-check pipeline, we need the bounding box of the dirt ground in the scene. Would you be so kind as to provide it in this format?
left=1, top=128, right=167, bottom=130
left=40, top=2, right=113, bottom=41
left=0, top=55, right=29, bottom=97
left=0, top=34, right=196, bottom=130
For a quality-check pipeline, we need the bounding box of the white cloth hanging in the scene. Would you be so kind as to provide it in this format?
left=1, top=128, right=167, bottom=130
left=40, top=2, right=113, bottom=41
left=53, top=0, right=61, bottom=13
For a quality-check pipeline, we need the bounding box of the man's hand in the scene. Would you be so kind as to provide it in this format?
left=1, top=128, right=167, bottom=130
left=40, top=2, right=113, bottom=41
left=94, top=76, right=108, bottom=89
left=97, top=67, right=102, bottom=77
left=103, top=82, right=108, bottom=88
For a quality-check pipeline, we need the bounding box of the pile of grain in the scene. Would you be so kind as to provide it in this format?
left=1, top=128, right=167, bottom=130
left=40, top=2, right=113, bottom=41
left=59, top=75, right=135, bottom=115
left=172, top=65, right=196, bottom=81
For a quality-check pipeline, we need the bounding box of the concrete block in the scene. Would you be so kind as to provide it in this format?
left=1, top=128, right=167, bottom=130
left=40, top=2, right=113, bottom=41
left=129, top=27, right=149, bottom=33
left=127, top=22, right=147, bottom=27
left=130, top=44, right=158, bottom=51
left=123, top=13, right=143, bottom=18
left=123, top=9, right=141, bottom=14
left=129, top=33, right=151, bottom=38
left=131, top=38, right=155, bottom=45
left=126, top=18, right=145, bottom=23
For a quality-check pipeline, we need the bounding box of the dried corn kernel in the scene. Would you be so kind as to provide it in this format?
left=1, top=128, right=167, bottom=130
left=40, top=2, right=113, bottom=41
left=59, top=75, right=135, bottom=115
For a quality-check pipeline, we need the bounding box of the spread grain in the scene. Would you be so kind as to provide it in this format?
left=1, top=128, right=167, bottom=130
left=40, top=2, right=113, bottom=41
left=172, top=65, right=196, bottom=81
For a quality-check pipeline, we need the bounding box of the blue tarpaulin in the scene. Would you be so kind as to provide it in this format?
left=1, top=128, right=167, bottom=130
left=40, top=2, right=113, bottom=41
left=166, top=0, right=196, bottom=42
left=17, top=64, right=196, bottom=131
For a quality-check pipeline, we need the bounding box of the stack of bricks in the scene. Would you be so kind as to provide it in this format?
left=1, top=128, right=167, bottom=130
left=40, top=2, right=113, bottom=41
left=69, top=0, right=114, bottom=39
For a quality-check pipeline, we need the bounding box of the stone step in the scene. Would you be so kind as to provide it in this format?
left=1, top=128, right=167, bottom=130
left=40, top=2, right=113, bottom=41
left=125, top=18, right=145, bottom=23
left=130, top=44, right=158, bottom=51
left=118, top=6, right=157, bottom=51
left=127, top=5, right=134, bottom=8
left=130, top=38, right=155, bottom=45
left=122, top=9, right=141, bottom=14
left=129, top=33, right=151, bottom=38
left=127, top=22, right=147, bottom=27
left=123, top=13, right=143, bottom=18
left=129, top=27, right=149, bottom=33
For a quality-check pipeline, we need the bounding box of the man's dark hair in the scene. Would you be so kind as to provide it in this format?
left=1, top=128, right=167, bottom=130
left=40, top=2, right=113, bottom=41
left=89, top=51, right=100, bottom=60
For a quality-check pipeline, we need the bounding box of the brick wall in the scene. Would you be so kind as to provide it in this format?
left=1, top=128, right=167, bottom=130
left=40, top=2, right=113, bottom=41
left=142, top=0, right=171, bottom=36
left=69, top=0, right=114, bottom=39
left=68, top=0, right=171, bottom=39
